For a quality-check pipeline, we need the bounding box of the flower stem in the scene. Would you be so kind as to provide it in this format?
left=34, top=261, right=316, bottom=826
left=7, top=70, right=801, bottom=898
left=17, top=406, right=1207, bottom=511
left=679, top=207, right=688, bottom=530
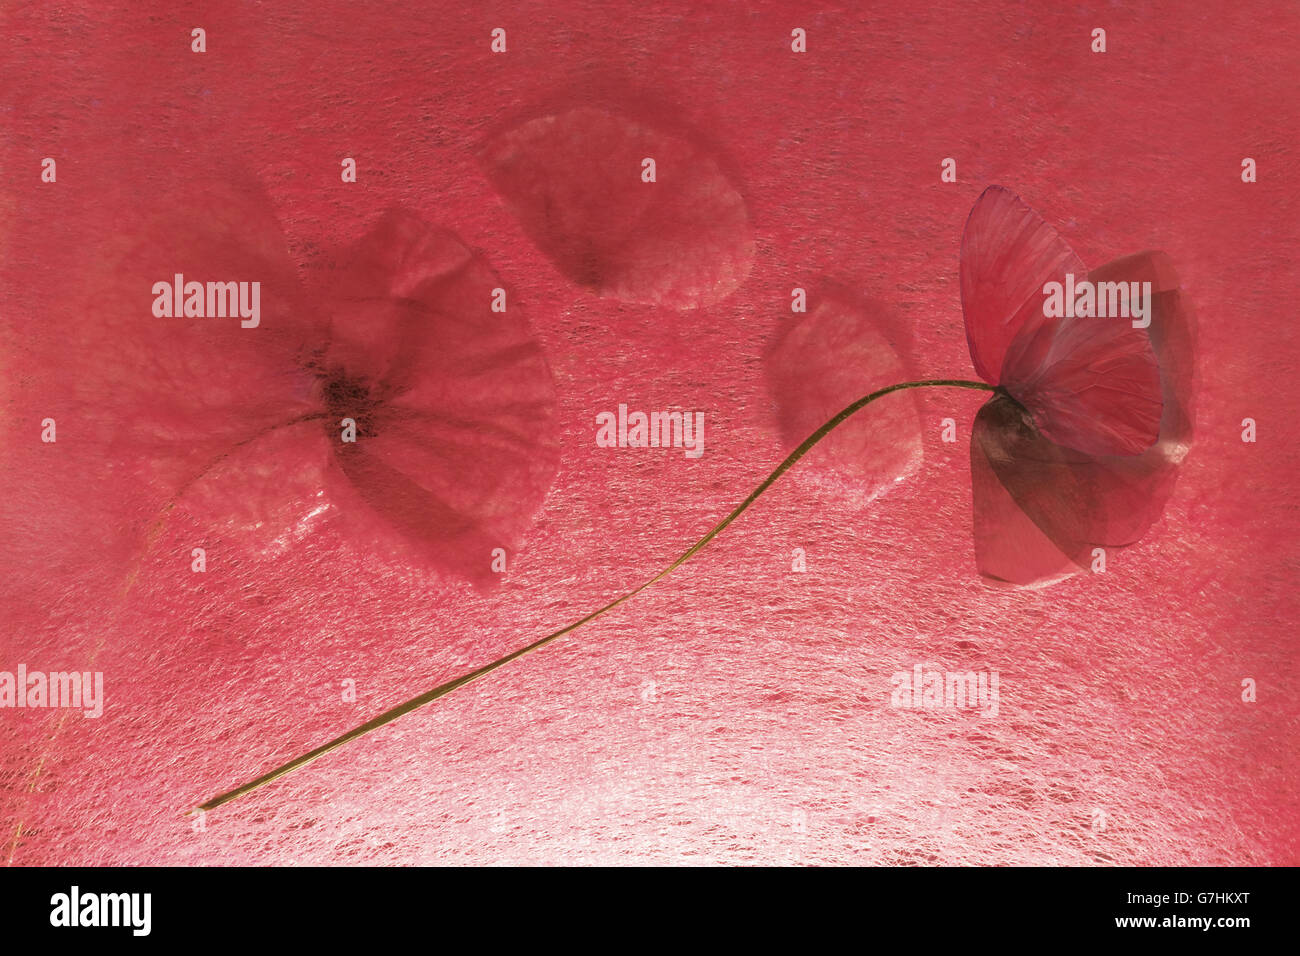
left=194, top=378, right=993, bottom=813
left=125, top=412, right=331, bottom=599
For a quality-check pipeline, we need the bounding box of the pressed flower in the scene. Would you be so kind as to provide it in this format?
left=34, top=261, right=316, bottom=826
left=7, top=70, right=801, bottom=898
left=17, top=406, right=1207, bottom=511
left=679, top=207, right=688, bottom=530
left=198, top=185, right=1195, bottom=811
left=962, top=187, right=1195, bottom=586
left=33, top=168, right=559, bottom=588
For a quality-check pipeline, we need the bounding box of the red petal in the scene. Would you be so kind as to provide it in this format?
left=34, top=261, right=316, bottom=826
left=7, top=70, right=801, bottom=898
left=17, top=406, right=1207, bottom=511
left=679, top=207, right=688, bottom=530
left=970, top=400, right=1079, bottom=588
left=1087, top=250, right=1196, bottom=463
left=970, top=247, right=1195, bottom=588
left=317, top=213, right=560, bottom=582
left=480, top=108, right=755, bottom=308
left=82, top=172, right=319, bottom=465
left=1001, top=268, right=1162, bottom=457
left=1, top=166, right=322, bottom=571
left=960, top=185, right=1084, bottom=384
left=973, top=393, right=1145, bottom=566
left=764, top=290, right=922, bottom=502
left=312, top=209, right=476, bottom=391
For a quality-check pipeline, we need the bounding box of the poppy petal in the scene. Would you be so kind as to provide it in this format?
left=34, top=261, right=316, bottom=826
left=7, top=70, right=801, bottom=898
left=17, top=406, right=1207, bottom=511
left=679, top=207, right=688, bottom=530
left=317, top=213, right=560, bottom=582
left=970, top=399, right=1079, bottom=587
left=765, top=290, right=922, bottom=502
left=310, top=209, right=476, bottom=391
left=972, top=393, right=1139, bottom=574
left=1, top=166, right=322, bottom=572
left=960, top=185, right=1084, bottom=384
left=480, top=107, right=755, bottom=308
left=970, top=247, right=1194, bottom=588
left=1001, top=252, right=1196, bottom=552
left=1086, top=250, right=1196, bottom=465
left=1000, top=269, right=1162, bottom=457
left=80, top=172, right=319, bottom=472
left=332, top=438, right=521, bottom=585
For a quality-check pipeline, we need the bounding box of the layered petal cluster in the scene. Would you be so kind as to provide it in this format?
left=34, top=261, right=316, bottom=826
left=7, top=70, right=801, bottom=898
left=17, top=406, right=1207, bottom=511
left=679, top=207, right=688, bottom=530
left=22, top=169, right=558, bottom=588
left=961, top=187, right=1195, bottom=586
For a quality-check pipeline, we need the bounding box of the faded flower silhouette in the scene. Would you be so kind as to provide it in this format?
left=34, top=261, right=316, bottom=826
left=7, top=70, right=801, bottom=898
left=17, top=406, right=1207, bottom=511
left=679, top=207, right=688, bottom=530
left=481, top=106, right=755, bottom=308
left=30, top=167, right=558, bottom=587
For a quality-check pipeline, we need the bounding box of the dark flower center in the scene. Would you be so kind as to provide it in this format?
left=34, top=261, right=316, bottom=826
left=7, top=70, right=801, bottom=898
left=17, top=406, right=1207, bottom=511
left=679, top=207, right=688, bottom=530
left=990, top=385, right=1040, bottom=440
left=318, top=368, right=380, bottom=438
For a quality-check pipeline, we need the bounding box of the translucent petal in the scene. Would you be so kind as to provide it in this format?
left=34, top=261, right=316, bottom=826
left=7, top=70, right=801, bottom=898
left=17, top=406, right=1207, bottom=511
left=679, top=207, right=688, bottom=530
left=962, top=186, right=1162, bottom=456
left=765, top=291, right=922, bottom=503
left=315, top=212, right=560, bottom=582
left=480, top=107, right=755, bottom=308
left=3, top=167, right=323, bottom=568
left=960, top=185, right=1084, bottom=384
left=969, top=404, right=1079, bottom=588
left=75, top=173, right=320, bottom=478
left=970, top=252, right=1195, bottom=587
left=1001, top=270, right=1162, bottom=457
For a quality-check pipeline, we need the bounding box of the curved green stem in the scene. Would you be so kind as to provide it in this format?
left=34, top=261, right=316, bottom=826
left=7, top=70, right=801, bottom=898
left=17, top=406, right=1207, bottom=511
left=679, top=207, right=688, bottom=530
left=194, top=378, right=993, bottom=813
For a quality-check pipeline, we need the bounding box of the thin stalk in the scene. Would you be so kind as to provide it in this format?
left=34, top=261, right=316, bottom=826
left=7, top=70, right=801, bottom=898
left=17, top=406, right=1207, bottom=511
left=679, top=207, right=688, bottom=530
left=194, top=378, right=994, bottom=813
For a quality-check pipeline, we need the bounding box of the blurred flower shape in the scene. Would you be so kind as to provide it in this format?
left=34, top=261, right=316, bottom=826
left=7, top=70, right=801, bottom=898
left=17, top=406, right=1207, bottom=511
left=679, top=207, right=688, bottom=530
left=18, top=169, right=558, bottom=588
left=765, top=290, right=923, bottom=503
left=961, top=187, right=1196, bottom=587
left=480, top=107, right=755, bottom=308
left=306, top=209, right=560, bottom=582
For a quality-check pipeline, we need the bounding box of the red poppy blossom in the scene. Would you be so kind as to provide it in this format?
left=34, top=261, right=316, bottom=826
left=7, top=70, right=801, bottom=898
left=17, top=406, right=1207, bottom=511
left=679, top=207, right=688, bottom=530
left=11, top=168, right=559, bottom=589
left=961, top=186, right=1196, bottom=587
left=306, top=209, right=561, bottom=582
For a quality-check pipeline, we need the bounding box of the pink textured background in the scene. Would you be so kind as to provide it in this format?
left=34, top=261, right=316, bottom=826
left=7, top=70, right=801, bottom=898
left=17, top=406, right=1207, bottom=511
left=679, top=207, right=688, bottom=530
left=2, top=0, right=1297, bottom=865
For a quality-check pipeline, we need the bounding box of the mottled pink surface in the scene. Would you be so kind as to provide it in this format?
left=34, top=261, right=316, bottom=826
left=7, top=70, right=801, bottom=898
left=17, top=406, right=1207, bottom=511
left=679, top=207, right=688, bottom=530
left=1, top=0, right=1297, bottom=865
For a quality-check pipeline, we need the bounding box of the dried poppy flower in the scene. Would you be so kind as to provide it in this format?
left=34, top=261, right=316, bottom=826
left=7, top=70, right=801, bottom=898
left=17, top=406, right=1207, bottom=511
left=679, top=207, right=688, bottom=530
left=962, top=186, right=1195, bottom=586
left=11, top=169, right=559, bottom=589
left=198, top=184, right=1195, bottom=810
left=305, top=209, right=561, bottom=583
